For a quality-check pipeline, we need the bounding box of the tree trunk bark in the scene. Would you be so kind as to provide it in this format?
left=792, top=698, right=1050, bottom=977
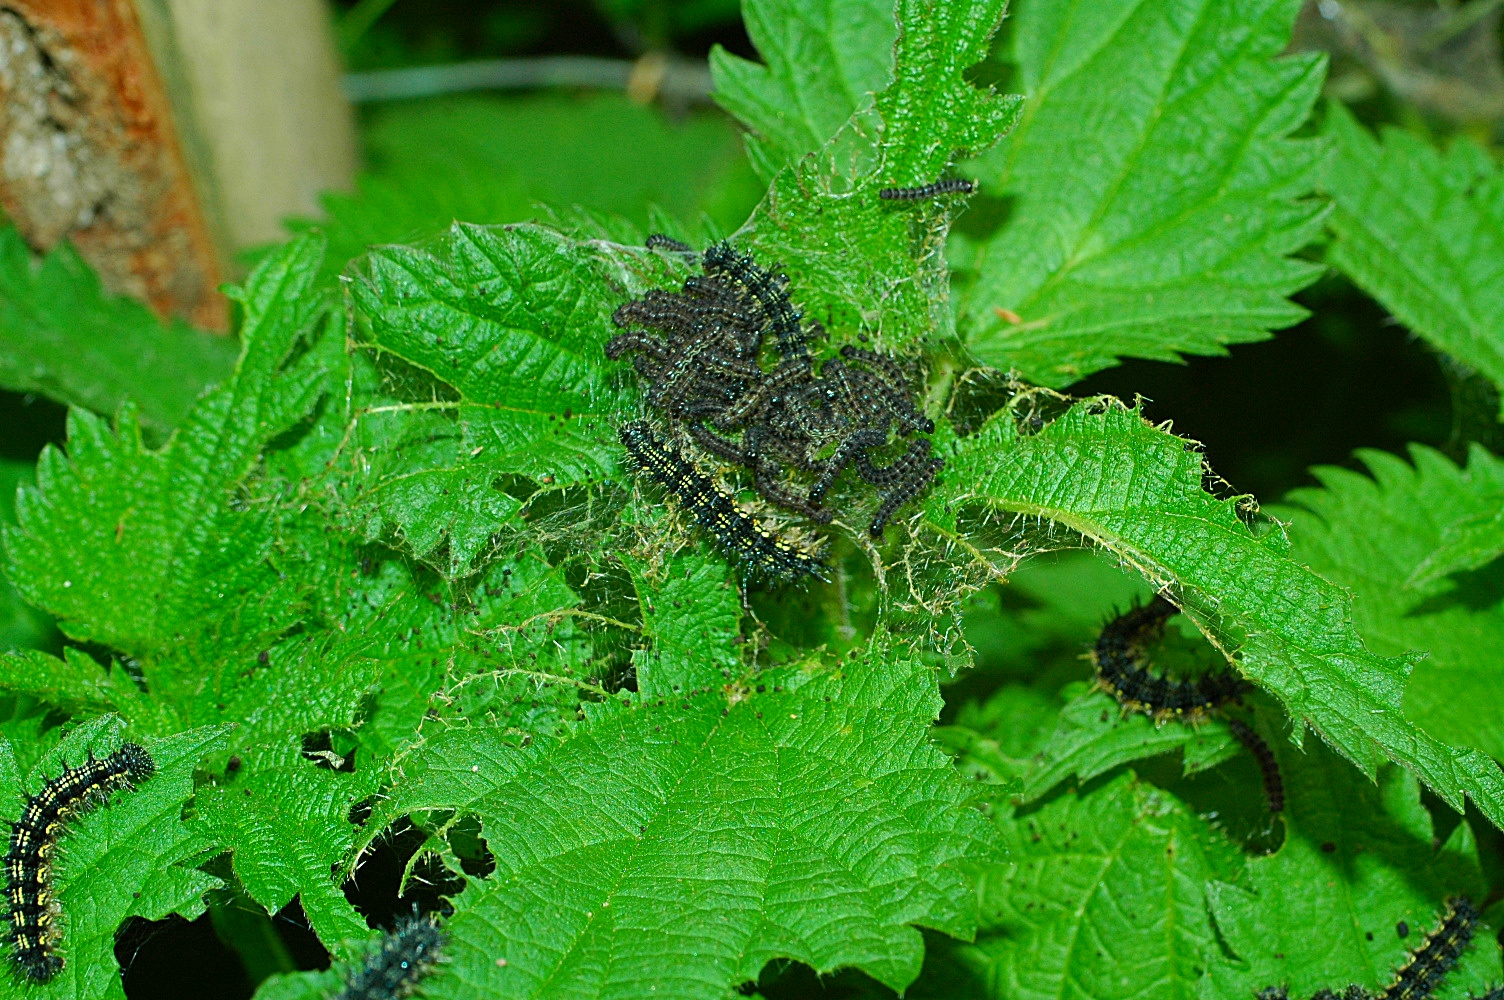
left=0, top=0, right=355, bottom=331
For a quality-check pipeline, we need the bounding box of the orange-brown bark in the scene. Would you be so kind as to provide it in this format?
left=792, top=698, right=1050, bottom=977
left=0, top=0, right=227, bottom=329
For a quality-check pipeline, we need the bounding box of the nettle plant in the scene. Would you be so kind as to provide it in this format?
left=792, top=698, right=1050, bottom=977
left=3, top=0, right=1504, bottom=998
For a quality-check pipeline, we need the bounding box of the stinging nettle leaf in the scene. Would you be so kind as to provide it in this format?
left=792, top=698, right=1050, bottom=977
left=939, top=400, right=1504, bottom=829
left=2, top=3, right=1490, bottom=996
left=0, top=456, right=53, bottom=654
left=347, top=465, right=524, bottom=575
left=874, top=0, right=1020, bottom=188
left=1408, top=505, right=1504, bottom=591
left=0, top=648, right=153, bottom=722
left=1019, top=687, right=1237, bottom=802
left=1, top=234, right=337, bottom=663
left=738, top=0, right=1019, bottom=358
left=194, top=738, right=379, bottom=955
left=1206, top=735, right=1499, bottom=998
left=711, top=0, right=897, bottom=180
left=1324, top=102, right=1504, bottom=416
left=935, top=687, right=1059, bottom=789
left=954, top=0, right=1327, bottom=387
left=364, top=645, right=999, bottom=999
left=927, top=773, right=1242, bottom=1000
left=0, top=716, right=231, bottom=1000
left=1277, top=445, right=1504, bottom=764
left=349, top=222, right=646, bottom=488
left=623, top=547, right=742, bottom=696
left=0, top=225, right=237, bottom=439
left=187, top=550, right=601, bottom=959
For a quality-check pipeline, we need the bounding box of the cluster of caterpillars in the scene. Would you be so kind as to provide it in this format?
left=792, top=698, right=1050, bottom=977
left=609, top=230, right=943, bottom=580
left=1258, top=897, right=1490, bottom=1000
left=6, top=742, right=155, bottom=982
left=1091, top=595, right=1284, bottom=816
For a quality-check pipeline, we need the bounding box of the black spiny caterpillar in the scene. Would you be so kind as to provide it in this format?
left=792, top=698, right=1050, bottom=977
left=1257, top=898, right=1482, bottom=1000
left=619, top=421, right=825, bottom=581
left=335, top=911, right=446, bottom=1000
left=1092, top=595, right=1245, bottom=720
left=1379, top=897, right=1479, bottom=1000
left=700, top=241, right=807, bottom=360
left=1229, top=718, right=1284, bottom=815
left=6, top=742, right=155, bottom=982
left=878, top=178, right=976, bottom=200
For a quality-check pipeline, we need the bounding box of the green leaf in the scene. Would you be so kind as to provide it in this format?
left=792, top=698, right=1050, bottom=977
left=0, top=648, right=151, bottom=719
left=185, top=550, right=596, bottom=954
left=953, top=0, right=1326, bottom=387
left=933, top=773, right=1242, bottom=1000
left=1277, top=445, right=1504, bottom=762
left=349, top=223, right=644, bottom=487
left=1409, top=505, right=1504, bottom=589
left=347, top=466, right=523, bottom=575
left=960, top=549, right=1150, bottom=681
left=0, top=456, right=53, bottom=652
left=933, top=686, right=1058, bottom=787
left=0, top=234, right=336, bottom=662
left=194, top=739, right=378, bottom=953
left=0, top=226, right=237, bottom=437
left=940, top=400, right=1504, bottom=828
left=874, top=1, right=1019, bottom=187
left=367, top=644, right=999, bottom=997
left=248, top=966, right=340, bottom=1000
left=710, top=0, right=896, bottom=178
left=740, top=0, right=1019, bottom=356
left=1019, top=688, right=1237, bottom=801
left=0, top=716, right=230, bottom=1000
left=1324, top=102, right=1504, bottom=416
left=413, top=555, right=596, bottom=740
left=1206, top=736, right=1498, bottom=998
left=315, top=356, right=506, bottom=577
left=624, top=547, right=742, bottom=694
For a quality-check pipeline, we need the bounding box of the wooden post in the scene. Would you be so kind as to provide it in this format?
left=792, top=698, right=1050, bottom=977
left=0, top=0, right=355, bottom=331
left=134, top=0, right=358, bottom=253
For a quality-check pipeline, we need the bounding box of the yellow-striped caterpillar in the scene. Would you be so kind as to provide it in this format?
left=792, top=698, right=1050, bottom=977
left=6, top=743, right=155, bottom=982
left=1257, top=897, right=1480, bottom=1000
left=1381, top=897, right=1478, bottom=1000
left=619, top=421, right=825, bottom=582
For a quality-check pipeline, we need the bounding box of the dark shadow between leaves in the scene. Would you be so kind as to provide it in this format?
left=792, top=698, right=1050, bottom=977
left=1407, top=555, right=1504, bottom=616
